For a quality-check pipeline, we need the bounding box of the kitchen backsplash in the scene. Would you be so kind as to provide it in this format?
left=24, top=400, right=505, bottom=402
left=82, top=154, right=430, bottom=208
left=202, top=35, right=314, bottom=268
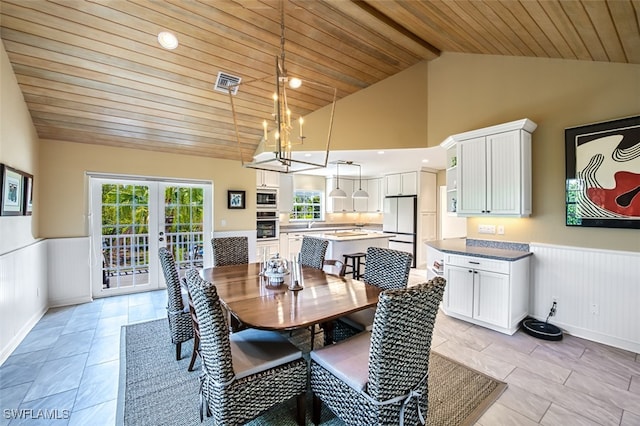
left=279, top=212, right=383, bottom=225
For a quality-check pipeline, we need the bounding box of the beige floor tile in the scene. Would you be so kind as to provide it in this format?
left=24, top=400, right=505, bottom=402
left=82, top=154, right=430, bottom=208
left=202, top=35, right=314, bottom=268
left=531, top=344, right=632, bottom=390
left=495, top=384, right=551, bottom=423
left=483, top=342, right=571, bottom=384
left=535, top=336, right=587, bottom=359
left=470, top=325, right=540, bottom=355
left=476, top=402, right=540, bottom=426
left=540, top=403, right=602, bottom=426
left=433, top=340, right=516, bottom=380
left=565, top=370, right=640, bottom=415
left=631, top=376, right=640, bottom=395
left=580, top=347, right=640, bottom=377
left=621, top=409, right=640, bottom=426
left=567, top=334, right=638, bottom=362
left=506, top=368, right=622, bottom=425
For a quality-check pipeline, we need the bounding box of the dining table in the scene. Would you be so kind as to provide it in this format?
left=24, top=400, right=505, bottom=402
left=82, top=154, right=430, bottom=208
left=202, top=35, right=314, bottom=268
left=199, top=262, right=382, bottom=342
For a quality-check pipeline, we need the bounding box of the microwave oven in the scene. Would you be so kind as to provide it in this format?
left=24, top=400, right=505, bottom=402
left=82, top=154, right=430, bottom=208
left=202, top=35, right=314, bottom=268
left=257, top=189, right=278, bottom=209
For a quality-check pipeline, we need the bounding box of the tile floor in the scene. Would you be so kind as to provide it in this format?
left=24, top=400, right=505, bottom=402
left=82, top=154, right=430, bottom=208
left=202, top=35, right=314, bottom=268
left=0, top=269, right=638, bottom=425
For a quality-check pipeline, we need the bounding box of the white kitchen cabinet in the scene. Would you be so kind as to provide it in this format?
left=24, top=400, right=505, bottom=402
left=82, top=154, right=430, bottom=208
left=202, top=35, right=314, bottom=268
left=453, top=119, right=536, bottom=217
left=256, top=170, right=280, bottom=188
left=353, top=179, right=368, bottom=212
left=278, top=174, right=293, bottom=213
left=417, top=213, right=437, bottom=268
left=366, top=178, right=383, bottom=213
left=256, top=240, right=280, bottom=261
left=419, top=171, right=437, bottom=213
left=443, top=253, right=529, bottom=335
left=384, top=172, right=417, bottom=196
left=440, top=137, right=459, bottom=214
left=326, top=178, right=354, bottom=212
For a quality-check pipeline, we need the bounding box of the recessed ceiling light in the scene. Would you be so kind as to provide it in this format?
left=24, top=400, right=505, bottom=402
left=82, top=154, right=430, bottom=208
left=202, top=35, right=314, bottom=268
left=422, top=159, right=429, bottom=163
left=289, top=77, right=302, bottom=89
left=158, top=31, right=178, bottom=50
left=304, top=153, right=312, bottom=157
left=378, top=151, right=385, bottom=154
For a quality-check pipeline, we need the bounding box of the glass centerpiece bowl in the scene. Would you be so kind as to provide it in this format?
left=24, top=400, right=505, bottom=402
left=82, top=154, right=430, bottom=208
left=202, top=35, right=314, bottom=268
left=261, top=253, right=289, bottom=286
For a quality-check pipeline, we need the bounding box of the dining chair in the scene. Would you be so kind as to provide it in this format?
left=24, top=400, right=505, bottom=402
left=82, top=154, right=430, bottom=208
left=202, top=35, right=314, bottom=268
left=158, top=247, right=194, bottom=361
left=299, top=236, right=328, bottom=269
left=310, top=277, right=446, bottom=426
left=185, top=269, right=307, bottom=425
left=333, top=246, right=413, bottom=341
left=211, top=236, right=249, bottom=267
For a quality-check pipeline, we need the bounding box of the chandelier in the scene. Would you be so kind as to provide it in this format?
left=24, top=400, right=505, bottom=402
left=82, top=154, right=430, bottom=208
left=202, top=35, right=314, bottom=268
left=227, top=2, right=337, bottom=173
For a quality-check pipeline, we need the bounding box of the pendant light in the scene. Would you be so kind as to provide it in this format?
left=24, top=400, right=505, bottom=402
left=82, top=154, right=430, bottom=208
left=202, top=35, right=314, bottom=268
left=352, top=164, right=369, bottom=199
left=329, top=162, right=347, bottom=198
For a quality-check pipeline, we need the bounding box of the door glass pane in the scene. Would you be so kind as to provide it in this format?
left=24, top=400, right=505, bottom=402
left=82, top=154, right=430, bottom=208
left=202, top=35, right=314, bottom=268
left=163, top=186, right=204, bottom=276
left=101, top=184, right=150, bottom=290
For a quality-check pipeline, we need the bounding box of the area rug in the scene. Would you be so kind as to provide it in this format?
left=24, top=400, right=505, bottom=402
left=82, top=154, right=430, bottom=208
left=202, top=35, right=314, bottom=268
left=117, top=319, right=506, bottom=425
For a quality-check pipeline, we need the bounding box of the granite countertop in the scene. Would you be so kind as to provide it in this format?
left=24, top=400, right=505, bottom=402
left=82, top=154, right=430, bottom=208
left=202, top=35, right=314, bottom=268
left=305, top=231, right=394, bottom=242
left=426, top=239, right=532, bottom=261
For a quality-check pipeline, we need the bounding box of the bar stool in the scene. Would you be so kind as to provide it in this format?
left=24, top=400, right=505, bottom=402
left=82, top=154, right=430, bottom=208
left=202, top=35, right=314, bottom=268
left=342, top=252, right=367, bottom=280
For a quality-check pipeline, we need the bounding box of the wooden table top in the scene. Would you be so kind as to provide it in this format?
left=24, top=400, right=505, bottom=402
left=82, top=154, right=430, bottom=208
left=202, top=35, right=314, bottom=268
left=200, top=263, right=382, bottom=331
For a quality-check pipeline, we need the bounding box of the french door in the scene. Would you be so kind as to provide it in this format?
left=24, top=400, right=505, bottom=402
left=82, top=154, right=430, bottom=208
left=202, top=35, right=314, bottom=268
left=89, top=177, right=212, bottom=297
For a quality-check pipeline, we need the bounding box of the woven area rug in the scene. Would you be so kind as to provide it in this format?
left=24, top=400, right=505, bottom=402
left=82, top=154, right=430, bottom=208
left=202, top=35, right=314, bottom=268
left=117, top=319, right=506, bottom=425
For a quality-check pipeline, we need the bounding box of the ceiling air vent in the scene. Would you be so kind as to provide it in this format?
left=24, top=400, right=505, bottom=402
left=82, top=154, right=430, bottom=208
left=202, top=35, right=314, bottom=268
left=214, top=71, right=241, bottom=95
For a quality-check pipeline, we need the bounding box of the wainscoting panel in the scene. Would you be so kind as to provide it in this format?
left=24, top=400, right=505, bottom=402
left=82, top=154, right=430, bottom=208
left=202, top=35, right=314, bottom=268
left=47, top=237, right=92, bottom=307
left=0, top=240, right=48, bottom=364
left=530, top=243, right=639, bottom=353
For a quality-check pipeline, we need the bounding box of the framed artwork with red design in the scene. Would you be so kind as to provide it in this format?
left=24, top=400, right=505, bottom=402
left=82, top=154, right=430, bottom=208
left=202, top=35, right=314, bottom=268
left=565, top=115, right=640, bottom=229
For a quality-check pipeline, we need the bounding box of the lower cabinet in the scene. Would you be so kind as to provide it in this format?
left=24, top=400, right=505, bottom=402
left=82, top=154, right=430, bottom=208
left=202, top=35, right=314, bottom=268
left=256, top=240, right=279, bottom=262
left=443, top=253, right=529, bottom=335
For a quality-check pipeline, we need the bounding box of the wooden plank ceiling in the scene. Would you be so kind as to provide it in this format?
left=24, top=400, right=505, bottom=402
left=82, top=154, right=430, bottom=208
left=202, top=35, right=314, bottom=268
left=1, top=0, right=638, bottom=161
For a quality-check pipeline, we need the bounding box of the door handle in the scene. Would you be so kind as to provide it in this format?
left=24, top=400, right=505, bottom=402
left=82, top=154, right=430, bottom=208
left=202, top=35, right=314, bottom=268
left=159, top=237, right=164, bottom=242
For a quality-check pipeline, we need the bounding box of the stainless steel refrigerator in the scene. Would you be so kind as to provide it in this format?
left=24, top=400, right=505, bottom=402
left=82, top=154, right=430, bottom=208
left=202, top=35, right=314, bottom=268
left=383, top=195, right=417, bottom=267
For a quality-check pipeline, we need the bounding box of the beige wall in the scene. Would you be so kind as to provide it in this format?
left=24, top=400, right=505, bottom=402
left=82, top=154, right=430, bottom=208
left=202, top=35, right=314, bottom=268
left=38, top=140, right=256, bottom=238
left=0, top=41, right=40, bottom=252
left=428, top=53, right=640, bottom=252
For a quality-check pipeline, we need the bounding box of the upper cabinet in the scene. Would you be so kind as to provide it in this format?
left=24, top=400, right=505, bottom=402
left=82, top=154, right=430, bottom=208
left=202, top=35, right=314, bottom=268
left=278, top=174, right=293, bottom=213
left=366, top=178, right=383, bottom=213
left=326, top=178, right=353, bottom=212
left=443, top=119, right=537, bottom=217
left=256, top=170, right=280, bottom=188
left=384, top=171, right=417, bottom=196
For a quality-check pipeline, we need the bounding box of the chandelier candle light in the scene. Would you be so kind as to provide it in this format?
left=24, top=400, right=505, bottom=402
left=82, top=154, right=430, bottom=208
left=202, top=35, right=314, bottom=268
left=227, top=2, right=337, bottom=173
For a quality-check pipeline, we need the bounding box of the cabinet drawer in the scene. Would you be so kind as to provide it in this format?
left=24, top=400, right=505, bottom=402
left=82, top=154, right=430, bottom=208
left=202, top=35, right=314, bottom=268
left=445, top=254, right=509, bottom=274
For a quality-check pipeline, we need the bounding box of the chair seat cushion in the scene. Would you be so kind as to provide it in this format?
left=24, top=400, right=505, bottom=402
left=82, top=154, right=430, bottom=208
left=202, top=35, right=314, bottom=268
left=310, top=331, right=371, bottom=392
left=341, top=307, right=375, bottom=331
left=230, top=329, right=303, bottom=380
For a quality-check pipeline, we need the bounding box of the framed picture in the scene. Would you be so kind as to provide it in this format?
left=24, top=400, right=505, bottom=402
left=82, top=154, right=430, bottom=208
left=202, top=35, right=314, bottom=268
left=1, top=164, right=25, bottom=216
left=227, top=190, right=246, bottom=209
left=565, top=115, right=640, bottom=229
left=23, top=172, right=33, bottom=215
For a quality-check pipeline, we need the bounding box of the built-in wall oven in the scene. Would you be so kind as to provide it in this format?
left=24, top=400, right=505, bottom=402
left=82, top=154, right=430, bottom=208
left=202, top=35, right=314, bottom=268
left=257, top=189, right=278, bottom=209
left=257, top=210, right=279, bottom=240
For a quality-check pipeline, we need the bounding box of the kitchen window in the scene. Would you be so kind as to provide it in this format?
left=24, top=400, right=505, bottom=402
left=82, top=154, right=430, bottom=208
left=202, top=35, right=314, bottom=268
left=290, top=190, right=323, bottom=221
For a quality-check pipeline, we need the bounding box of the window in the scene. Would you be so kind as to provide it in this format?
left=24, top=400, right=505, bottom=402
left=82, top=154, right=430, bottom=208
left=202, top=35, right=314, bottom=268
left=290, top=190, right=323, bottom=221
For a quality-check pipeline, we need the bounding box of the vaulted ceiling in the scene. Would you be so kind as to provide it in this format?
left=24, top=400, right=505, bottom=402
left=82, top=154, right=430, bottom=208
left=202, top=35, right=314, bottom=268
left=1, top=0, right=638, bottom=161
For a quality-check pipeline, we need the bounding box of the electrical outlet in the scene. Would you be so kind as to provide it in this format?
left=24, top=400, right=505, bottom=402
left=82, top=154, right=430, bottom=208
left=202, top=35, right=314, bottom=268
left=221, top=219, right=227, bottom=227
left=590, top=303, right=599, bottom=315
left=497, top=225, right=505, bottom=235
left=478, top=224, right=496, bottom=234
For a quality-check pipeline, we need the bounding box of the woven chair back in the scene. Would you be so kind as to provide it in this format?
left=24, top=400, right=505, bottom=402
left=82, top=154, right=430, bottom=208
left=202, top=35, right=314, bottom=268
left=212, top=236, right=249, bottom=267
left=299, top=236, right=328, bottom=270
left=367, top=277, right=446, bottom=402
left=363, top=246, right=412, bottom=290
left=186, top=269, right=235, bottom=384
left=158, top=247, right=184, bottom=312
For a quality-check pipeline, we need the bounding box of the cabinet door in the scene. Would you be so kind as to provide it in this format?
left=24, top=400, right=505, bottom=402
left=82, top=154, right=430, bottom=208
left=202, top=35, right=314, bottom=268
left=400, top=172, right=417, bottom=195
left=445, top=265, right=474, bottom=317
left=288, top=236, right=303, bottom=256
left=279, top=174, right=293, bottom=213
left=457, top=137, right=487, bottom=215
left=256, top=241, right=279, bottom=261
left=487, top=130, right=522, bottom=215
left=366, top=178, right=382, bottom=212
left=385, top=174, right=401, bottom=196
left=257, top=170, right=280, bottom=187
left=419, top=171, right=437, bottom=212
left=353, top=180, right=368, bottom=212
left=473, top=270, right=509, bottom=328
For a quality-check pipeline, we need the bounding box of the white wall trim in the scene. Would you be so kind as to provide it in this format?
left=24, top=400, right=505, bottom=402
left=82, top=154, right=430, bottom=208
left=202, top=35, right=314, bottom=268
left=47, top=237, right=92, bottom=307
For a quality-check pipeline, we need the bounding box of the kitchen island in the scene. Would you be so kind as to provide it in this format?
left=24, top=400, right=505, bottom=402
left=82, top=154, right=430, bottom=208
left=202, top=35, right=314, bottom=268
left=305, top=231, right=394, bottom=268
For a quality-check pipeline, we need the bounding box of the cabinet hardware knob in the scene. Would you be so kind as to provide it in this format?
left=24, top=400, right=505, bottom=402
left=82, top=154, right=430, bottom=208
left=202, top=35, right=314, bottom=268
left=469, top=261, right=480, bottom=264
